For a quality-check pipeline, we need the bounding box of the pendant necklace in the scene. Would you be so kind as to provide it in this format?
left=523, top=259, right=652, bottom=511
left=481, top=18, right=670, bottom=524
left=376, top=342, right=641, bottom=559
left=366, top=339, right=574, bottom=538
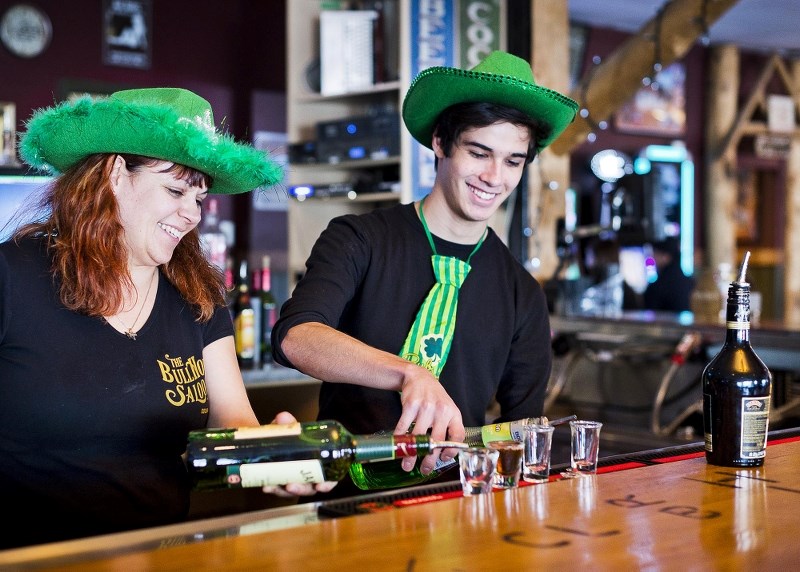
left=111, top=270, right=157, bottom=340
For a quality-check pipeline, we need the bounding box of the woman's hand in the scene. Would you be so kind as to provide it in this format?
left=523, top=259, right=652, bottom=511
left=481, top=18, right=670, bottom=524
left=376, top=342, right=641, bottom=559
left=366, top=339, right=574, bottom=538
left=261, top=411, right=339, bottom=497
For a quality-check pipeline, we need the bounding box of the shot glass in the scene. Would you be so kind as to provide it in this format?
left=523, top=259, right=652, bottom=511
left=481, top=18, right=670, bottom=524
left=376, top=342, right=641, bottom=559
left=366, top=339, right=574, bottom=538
left=522, top=423, right=555, bottom=484
left=488, top=440, right=523, bottom=489
left=569, top=420, right=603, bottom=476
left=458, top=447, right=500, bottom=496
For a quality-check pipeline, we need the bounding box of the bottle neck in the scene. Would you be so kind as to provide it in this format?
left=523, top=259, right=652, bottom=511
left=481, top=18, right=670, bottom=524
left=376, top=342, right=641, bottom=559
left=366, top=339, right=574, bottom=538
left=724, top=282, right=751, bottom=346
left=354, top=434, right=432, bottom=462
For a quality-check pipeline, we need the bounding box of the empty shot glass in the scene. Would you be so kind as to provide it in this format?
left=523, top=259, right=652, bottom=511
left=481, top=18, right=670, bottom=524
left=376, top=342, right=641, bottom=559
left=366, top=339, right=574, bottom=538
left=488, top=440, right=524, bottom=489
left=569, top=420, right=603, bottom=476
left=459, top=447, right=500, bottom=495
left=522, top=423, right=555, bottom=484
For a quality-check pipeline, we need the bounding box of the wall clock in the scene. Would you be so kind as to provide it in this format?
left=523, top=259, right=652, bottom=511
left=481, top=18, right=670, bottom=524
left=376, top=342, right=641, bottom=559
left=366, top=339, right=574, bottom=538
left=0, top=4, right=52, bottom=58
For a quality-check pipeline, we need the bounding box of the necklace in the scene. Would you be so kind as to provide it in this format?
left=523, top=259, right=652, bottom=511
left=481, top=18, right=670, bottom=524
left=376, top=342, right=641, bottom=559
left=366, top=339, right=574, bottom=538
left=111, top=270, right=157, bottom=340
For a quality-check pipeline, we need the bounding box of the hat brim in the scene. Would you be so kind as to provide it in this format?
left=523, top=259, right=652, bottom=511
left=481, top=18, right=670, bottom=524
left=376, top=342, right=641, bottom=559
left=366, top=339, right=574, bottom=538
left=402, top=66, right=578, bottom=152
left=19, top=96, right=283, bottom=195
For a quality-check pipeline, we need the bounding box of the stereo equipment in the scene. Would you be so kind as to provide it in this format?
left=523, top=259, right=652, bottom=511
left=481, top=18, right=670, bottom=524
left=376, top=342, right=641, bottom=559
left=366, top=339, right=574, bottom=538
left=315, top=112, right=400, bottom=164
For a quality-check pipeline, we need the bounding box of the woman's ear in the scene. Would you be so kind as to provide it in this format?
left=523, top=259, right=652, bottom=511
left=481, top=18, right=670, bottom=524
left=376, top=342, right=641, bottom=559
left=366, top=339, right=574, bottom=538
left=109, top=155, right=127, bottom=196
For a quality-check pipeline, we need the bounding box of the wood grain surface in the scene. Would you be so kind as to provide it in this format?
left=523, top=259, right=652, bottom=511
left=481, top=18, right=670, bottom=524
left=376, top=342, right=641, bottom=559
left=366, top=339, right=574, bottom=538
left=11, top=438, right=799, bottom=571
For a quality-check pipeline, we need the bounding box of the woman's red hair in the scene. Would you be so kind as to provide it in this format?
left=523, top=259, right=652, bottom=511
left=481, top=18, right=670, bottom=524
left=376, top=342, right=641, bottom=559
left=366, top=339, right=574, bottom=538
left=15, top=153, right=227, bottom=322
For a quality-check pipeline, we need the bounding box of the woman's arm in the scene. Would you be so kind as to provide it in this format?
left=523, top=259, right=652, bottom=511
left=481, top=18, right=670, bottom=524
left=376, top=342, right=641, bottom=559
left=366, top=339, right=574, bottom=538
left=202, top=336, right=336, bottom=496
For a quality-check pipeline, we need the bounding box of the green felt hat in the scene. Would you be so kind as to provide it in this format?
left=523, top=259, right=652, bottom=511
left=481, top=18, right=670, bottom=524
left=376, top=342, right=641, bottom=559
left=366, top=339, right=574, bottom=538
left=402, top=51, right=579, bottom=152
left=19, top=87, right=282, bottom=195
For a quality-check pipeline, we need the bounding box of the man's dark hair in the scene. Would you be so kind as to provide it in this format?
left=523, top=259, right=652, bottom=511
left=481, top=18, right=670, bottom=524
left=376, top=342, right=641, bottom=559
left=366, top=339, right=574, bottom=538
left=432, top=101, right=551, bottom=165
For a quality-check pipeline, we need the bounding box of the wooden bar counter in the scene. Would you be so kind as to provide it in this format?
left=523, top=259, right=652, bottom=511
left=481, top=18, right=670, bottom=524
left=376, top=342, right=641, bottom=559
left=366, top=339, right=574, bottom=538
left=3, top=431, right=799, bottom=570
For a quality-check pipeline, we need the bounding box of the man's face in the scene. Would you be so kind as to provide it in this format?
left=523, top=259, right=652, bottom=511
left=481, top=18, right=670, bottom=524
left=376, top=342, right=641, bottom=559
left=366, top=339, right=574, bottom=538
left=432, top=121, right=530, bottom=225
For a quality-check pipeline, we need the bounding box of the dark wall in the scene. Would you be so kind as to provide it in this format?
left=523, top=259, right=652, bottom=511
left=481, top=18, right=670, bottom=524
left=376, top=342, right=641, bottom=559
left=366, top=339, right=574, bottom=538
left=1, top=0, right=288, bottom=273
left=0, top=0, right=286, bottom=139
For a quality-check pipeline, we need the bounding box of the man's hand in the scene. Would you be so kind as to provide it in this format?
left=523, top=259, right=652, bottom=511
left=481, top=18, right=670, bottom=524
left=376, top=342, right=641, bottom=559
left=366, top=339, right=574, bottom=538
left=394, top=367, right=465, bottom=474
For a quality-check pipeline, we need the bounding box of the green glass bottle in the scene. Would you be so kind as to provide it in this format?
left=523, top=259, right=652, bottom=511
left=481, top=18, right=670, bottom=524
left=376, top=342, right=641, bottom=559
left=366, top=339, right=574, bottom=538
left=349, top=416, right=558, bottom=491
left=187, top=420, right=465, bottom=491
left=703, top=251, right=772, bottom=467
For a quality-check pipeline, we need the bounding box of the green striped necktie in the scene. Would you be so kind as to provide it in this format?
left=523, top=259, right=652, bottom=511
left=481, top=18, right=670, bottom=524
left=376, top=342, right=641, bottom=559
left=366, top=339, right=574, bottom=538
left=399, top=198, right=486, bottom=379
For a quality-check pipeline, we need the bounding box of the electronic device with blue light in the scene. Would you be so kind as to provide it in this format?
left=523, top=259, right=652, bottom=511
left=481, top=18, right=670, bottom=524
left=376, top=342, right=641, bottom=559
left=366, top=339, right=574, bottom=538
left=0, top=172, right=53, bottom=242
left=631, top=144, right=694, bottom=278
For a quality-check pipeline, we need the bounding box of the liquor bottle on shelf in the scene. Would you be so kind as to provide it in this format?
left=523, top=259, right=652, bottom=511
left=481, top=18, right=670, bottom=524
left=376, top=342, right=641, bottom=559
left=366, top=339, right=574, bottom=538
left=224, top=255, right=236, bottom=312
left=232, top=259, right=256, bottom=370
left=349, top=414, right=575, bottom=490
left=198, top=197, right=228, bottom=272
left=259, top=255, right=278, bottom=365
left=703, top=251, right=772, bottom=468
left=187, top=420, right=466, bottom=490
left=250, top=268, right=263, bottom=368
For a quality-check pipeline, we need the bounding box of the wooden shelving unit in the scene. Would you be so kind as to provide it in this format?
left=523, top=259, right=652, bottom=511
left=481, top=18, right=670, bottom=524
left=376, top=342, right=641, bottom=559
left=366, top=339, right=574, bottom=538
left=285, top=0, right=409, bottom=287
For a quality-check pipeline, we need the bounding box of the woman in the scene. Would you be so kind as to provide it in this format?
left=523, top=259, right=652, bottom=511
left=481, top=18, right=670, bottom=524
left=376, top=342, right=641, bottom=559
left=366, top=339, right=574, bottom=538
left=0, top=88, right=333, bottom=549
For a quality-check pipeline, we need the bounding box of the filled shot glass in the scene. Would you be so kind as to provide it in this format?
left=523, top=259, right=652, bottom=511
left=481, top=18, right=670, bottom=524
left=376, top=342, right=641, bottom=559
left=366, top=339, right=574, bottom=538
left=488, top=440, right=523, bottom=489
left=459, top=447, right=500, bottom=495
left=522, top=423, right=555, bottom=484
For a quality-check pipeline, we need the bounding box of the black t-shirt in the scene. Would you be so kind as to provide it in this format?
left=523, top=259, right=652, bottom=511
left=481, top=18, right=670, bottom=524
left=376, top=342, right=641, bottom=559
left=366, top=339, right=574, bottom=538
left=0, top=237, right=233, bottom=548
left=273, top=203, right=553, bottom=435
left=644, top=260, right=695, bottom=312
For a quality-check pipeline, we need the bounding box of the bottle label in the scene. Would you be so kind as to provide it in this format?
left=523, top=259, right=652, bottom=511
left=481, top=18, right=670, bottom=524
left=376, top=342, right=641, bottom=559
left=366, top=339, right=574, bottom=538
left=235, top=460, right=325, bottom=486
left=230, top=422, right=302, bottom=440
left=432, top=457, right=457, bottom=471
left=393, top=434, right=421, bottom=457
left=480, top=420, right=527, bottom=443
left=739, top=396, right=770, bottom=459
left=703, top=393, right=713, bottom=452
left=234, top=309, right=256, bottom=358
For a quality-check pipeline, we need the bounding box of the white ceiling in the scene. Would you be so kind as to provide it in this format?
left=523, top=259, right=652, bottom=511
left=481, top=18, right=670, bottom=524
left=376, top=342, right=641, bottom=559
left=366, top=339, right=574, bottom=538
left=568, top=0, right=800, bottom=56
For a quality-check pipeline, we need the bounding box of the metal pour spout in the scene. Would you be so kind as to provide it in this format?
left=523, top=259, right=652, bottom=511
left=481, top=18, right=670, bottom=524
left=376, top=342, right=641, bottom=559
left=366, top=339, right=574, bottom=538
left=736, top=251, right=751, bottom=285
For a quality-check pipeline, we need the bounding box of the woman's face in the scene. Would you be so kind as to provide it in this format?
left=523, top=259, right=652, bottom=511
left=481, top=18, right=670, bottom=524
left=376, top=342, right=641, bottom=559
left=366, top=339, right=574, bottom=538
left=112, top=157, right=206, bottom=268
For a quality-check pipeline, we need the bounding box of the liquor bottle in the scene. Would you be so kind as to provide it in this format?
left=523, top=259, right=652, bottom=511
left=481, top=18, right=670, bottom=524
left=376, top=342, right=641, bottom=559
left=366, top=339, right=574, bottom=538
left=250, top=268, right=263, bottom=368
left=187, top=420, right=466, bottom=490
left=349, top=415, right=574, bottom=490
left=198, top=197, right=228, bottom=272
left=232, top=259, right=256, bottom=370
left=259, top=255, right=278, bottom=365
left=703, top=251, right=772, bottom=467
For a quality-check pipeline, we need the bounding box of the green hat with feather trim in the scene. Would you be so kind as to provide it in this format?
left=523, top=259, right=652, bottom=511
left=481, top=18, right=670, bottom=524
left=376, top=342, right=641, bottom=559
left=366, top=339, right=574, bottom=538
left=19, top=87, right=282, bottom=195
left=402, top=51, right=579, bottom=152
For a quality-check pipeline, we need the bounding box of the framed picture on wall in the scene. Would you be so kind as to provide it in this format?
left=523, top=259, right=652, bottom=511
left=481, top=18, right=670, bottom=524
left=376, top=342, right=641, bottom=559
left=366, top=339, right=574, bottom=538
left=614, top=62, right=686, bottom=136
left=102, top=0, right=152, bottom=69
left=735, top=166, right=759, bottom=242
left=0, top=102, right=20, bottom=166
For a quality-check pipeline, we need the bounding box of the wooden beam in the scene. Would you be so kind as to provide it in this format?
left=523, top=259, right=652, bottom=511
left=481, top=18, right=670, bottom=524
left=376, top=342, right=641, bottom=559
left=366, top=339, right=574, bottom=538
left=550, top=0, right=740, bottom=156
left=705, top=45, right=740, bottom=274
left=785, top=59, right=800, bottom=326
left=528, top=0, right=571, bottom=280
left=718, top=54, right=787, bottom=160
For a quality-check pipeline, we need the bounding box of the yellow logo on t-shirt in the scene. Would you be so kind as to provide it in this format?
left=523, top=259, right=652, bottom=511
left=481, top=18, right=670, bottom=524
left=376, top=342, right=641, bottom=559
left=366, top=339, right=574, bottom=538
left=157, top=354, right=208, bottom=406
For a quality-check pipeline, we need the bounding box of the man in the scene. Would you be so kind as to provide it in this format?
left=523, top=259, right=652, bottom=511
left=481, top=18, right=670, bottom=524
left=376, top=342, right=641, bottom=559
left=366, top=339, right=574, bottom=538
left=644, top=236, right=695, bottom=312
left=272, top=51, right=578, bottom=491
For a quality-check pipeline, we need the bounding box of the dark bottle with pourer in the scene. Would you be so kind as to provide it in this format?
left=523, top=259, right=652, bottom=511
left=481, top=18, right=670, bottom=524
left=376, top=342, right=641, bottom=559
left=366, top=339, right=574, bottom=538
left=702, top=251, right=771, bottom=467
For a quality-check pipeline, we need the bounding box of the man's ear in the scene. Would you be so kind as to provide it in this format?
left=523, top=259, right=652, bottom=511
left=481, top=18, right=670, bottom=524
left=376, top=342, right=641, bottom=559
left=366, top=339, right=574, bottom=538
left=431, top=132, right=446, bottom=159
left=109, top=155, right=127, bottom=195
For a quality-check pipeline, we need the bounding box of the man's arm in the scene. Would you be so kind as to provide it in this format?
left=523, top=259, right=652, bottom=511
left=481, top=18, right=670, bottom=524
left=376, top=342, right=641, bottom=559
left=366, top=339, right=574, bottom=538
left=281, top=322, right=465, bottom=472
